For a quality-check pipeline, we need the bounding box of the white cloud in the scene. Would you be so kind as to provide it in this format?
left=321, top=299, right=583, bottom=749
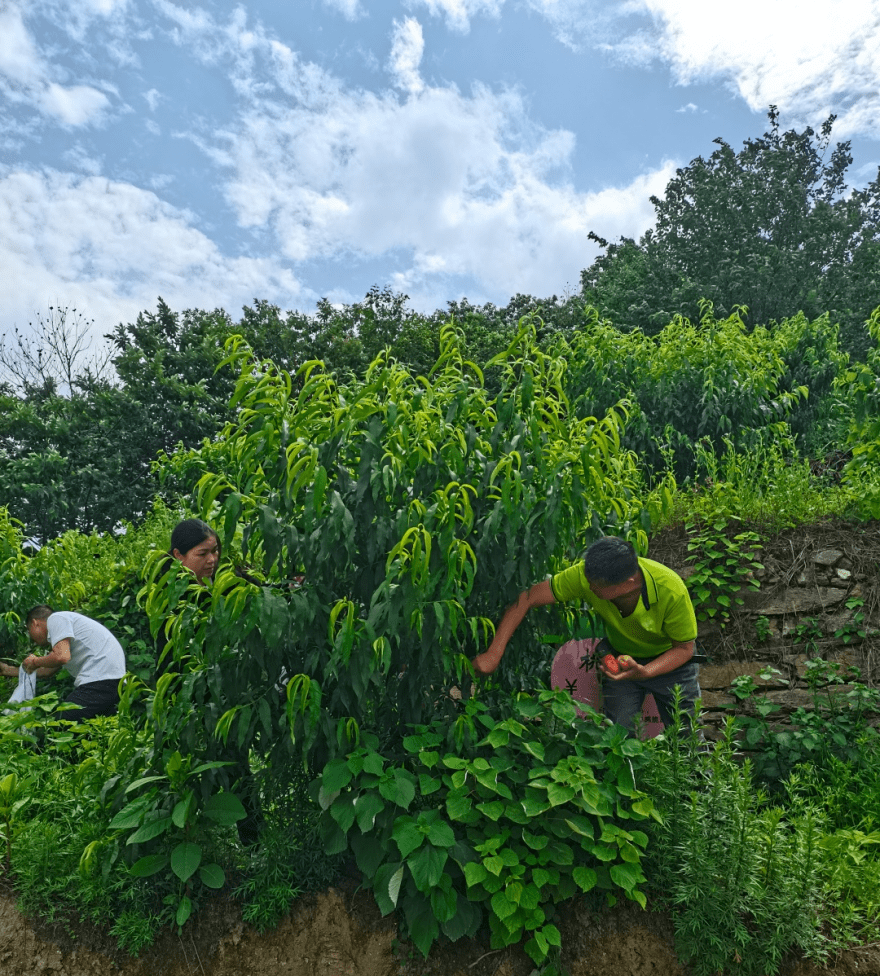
left=543, top=0, right=880, bottom=138
left=213, top=52, right=675, bottom=303
left=412, top=0, right=880, bottom=139
left=631, top=0, right=880, bottom=136
left=0, top=169, right=305, bottom=334
left=407, top=0, right=506, bottom=33
left=321, top=0, right=364, bottom=19
left=143, top=88, right=162, bottom=112
left=388, top=18, right=425, bottom=94
left=0, top=4, right=111, bottom=126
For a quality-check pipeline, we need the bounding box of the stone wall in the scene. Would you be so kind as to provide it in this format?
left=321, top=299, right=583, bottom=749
left=657, top=521, right=880, bottom=737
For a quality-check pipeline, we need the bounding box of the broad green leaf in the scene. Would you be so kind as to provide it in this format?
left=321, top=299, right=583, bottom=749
left=392, top=818, right=424, bottom=858
left=171, top=842, right=202, bottom=883
left=572, top=866, right=598, bottom=892
left=609, top=861, right=645, bottom=892
left=126, top=815, right=173, bottom=845
left=203, top=792, right=246, bottom=825
left=408, top=844, right=448, bottom=891
left=354, top=792, right=385, bottom=832
left=129, top=853, right=168, bottom=878
left=199, top=863, right=225, bottom=889
left=176, top=896, right=193, bottom=928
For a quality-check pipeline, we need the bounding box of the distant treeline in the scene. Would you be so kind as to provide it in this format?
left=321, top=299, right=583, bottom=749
left=0, top=107, right=877, bottom=541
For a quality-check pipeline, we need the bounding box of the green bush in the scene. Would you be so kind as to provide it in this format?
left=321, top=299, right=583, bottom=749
left=316, top=691, right=657, bottom=972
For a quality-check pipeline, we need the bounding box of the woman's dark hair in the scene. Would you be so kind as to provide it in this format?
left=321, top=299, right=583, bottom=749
left=170, top=519, right=221, bottom=559
left=583, top=536, right=638, bottom=584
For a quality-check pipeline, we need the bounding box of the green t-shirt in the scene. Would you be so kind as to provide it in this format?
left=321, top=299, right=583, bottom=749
left=550, top=557, right=697, bottom=659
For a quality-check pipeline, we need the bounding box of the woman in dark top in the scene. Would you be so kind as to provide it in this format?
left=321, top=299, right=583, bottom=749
left=157, top=518, right=264, bottom=846
left=170, top=519, right=221, bottom=583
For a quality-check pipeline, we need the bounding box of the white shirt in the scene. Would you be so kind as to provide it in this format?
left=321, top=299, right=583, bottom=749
left=46, top=611, right=126, bottom=687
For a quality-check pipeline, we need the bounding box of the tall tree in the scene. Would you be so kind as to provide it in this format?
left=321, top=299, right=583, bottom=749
left=581, top=108, right=880, bottom=355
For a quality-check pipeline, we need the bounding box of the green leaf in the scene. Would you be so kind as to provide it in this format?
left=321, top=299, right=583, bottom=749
left=393, top=818, right=424, bottom=858
left=199, top=863, right=225, bottom=889
left=572, top=866, right=598, bottom=892
left=426, top=819, right=456, bottom=849
left=351, top=831, right=386, bottom=877
left=476, top=800, right=505, bottom=821
left=521, top=792, right=551, bottom=817
left=379, top=769, right=417, bottom=809
left=531, top=867, right=551, bottom=889
left=490, top=890, right=516, bottom=920
left=408, top=844, right=448, bottom=891
left=354, top=792, right=385, bottom=832
left=172, top=793, right=195, bottom=829
left=202, top=792, right=246, bottom=825
left=171, top=842, right=202, bottom=883
left=109, top=797, right=150, bottom=830
left=129, top=853, right=168, bottom=878
left=546, top=783, right=576, bottom=807
left=609, top=861, right=645, bottom=892
left=464, top=862, right=488, bottom=887
left=522, top=829, right=549, bottom=850
left=176, top=896, right=193, bottom=928
left=407, top=905, right=439, bottom=959
left=373, top=862, right=405, bottom=916
left=321, top=758, right=353, bottom=793
left=126, top=816, right=173, bottom=846
left=446, top=793, right=474, bottom=821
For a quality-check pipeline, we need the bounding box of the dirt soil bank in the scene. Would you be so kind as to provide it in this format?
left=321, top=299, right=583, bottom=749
left=3, top=885, right=880, bottom=976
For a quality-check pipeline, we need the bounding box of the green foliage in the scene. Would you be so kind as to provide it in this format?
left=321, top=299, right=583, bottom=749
left=754, top=616, right=771, bottom=643
left=644, top=718, right=824, bottom=975
left=842, top=307, right=880, bottom=516
left=582, top=107, right=880, bottom=357
left=150, top=320, right=652, bottom=774
left=559, top=304, right=841, bottom=483
left=105, top=748, right=245, bottom=929
left=660, top=433, right=855, bottom=531
left=316, top=691, right=657, bottom=970
left=684, top=518, right=762, bottom=624
left=725, top=661, right=880, bottom=788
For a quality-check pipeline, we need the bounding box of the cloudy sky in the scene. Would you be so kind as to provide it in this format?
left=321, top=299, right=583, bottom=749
left=2, top=0, right=879, bottom=336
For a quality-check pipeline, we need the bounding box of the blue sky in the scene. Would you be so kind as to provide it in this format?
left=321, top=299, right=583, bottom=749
left=2, top=0, right=879, bottom=339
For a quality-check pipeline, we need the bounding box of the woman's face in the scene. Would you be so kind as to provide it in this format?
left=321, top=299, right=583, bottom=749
left=173, top=534, right=220, bottom=581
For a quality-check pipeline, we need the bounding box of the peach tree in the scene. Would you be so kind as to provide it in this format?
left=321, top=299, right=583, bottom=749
left=142, top=320, right=654, bottom=773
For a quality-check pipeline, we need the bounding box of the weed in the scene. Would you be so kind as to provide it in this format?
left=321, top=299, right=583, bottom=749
left=685, top=517, right=763, bottom=624
left=754, top=615, right=771, bottom=642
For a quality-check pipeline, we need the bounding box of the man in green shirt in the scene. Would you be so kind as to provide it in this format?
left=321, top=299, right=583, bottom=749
left=472, top=536, right=701, bottom=733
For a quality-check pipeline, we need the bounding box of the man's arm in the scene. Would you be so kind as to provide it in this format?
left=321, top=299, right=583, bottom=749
left=600, top=639, right=695, bottom=682
left=0, top=661, right=19, bottom=678
left=472, top=580, right=557, bottom=675
left=22, top=638, right=71, bottom=677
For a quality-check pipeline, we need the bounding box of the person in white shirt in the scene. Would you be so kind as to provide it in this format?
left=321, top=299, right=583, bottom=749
left=0, top=605, right=126, bottom=722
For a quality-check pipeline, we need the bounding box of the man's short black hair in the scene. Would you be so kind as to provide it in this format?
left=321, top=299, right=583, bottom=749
left=26, top=605, right=53, bottom=625
left=583, top=537, right=638, bottom=584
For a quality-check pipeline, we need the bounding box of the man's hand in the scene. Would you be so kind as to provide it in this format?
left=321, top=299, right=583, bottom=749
left=599, top=654, right=648, bottom=682
left=22, top=654, right=42, bottom=674
left=472, top=650, right=502, bottom=675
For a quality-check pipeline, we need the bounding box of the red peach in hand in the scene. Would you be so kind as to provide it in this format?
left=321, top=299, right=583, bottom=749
left=602, top=653, right=619, bottom=674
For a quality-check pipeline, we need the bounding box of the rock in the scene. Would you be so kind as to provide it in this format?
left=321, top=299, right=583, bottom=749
left=836, top=568, right=852, bottom=580
left=753, top=587, right=846, bottom=614
left=812, top=548, right=844, bottom=567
